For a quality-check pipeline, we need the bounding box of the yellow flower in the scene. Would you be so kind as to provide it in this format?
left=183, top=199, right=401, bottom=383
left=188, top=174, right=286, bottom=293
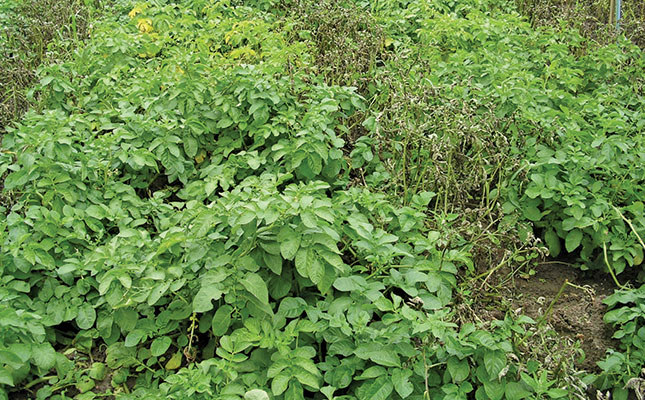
left=137, top=18, right=153, bottom=33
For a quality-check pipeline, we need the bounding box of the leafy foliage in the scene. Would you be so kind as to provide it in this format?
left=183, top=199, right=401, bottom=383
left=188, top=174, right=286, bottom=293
left=1, top=0, right=644, bottom=399
left=589, top=285, right=645, bottom=400
left=0, top=0, right=97, bottom=134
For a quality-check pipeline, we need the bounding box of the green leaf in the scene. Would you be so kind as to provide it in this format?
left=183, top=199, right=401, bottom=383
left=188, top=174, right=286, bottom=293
left=505, top=382, right=531, bottom=400
left=362, top=116, right=376, bottom=131
left=318, top=263, right=336, bottom=295
left=546, top=388, right=569, bottom=398
left=4, top=169, right=30, bottom=190
left=79, top=378, right=96, bottom=394
left=193, top=285, right=223, bottom=313
left=32, top=342, right=56, bottom=370
left=244, top=389, right=270, bottom=400
left=125, top=330, right=145, bottom=347
left=447, top=357, right=470, bottom=383
left=321, top=386, right=336, bottom=400
left=272, top=373, right=291, bottom=396
left=115, top=308, right=138, bottom=332
left=241, top=272, right=269, bottom=305
left=260, top=240, right=281, bottom=255
left=217, top=117, right=233, bottom=129
left=277, top=297, right=306, bottom=318
left=355, top=343, right=400, bottom=367
left=359, top=377, right=393, bottom=400
left=524, top=186, right=543, bottom=199
left=184, top=137, right=198, bottom=158
left=329, top=366, right=353, bottom=388
left=150, top=337, right=172, bottom=357
left=391, top=368, right=413, bottom=398
left=333, top=276, right=362, bottom=292
left=523, top=205, right=542, bottom=222
left=8, top=344, right=31, bottom=363
left=278, top=226, right=301, bottom=260
left=238, top=211, right=256, bottom=225
left=357, top=366, right=386, bottom=379
left=308, top=257, right=324, bottom=285
left=484, top=380, right=505, bottom=400
left=484, top=350, right=506, bottom=377
left=89, top=362, right=107, bottom=380
left=294, top=369, right=321, bottom=389
left=0, top=369, right=13, bottom=386
left=301, top=210, right=317, bottom=228
left=148, top=282, right=171, bottom=306
left=565, top=229, right=583, bottom=252
left=612, top=388, right=629, bottom=400
left=264, top=252, right=282, bottom=275
left=76, top=304, right=96, bottom=330
left=370, top=349, right=400, bottom=367
left=85, top=205, right=105, bottom=219
left=165, top=352, right=182, bottom=370
left=0, top=349, right=22, bottom=369
left=295, top=248, right=311, bottom=279
left=284, top=381, right=303, bottom=400
left=318, top=249, right=345, bottom=271
left=212, top=305, right=233, bottom=336
left=544, top=229, right=561, bottom=257
left=568, top=206, right=584, bottom=220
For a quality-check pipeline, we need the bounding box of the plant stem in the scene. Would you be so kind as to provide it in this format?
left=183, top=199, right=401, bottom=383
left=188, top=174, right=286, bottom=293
left=603, top=242, right=627, bottom=290
left=612, top=205, right=645, bottom=252
left=24, top=375, right=57, bottom=389
left=536, top=279, right=568, bottom=328
left=518, top=279, right=575, bottom=348
left=470, top=253, right=508, bottom=282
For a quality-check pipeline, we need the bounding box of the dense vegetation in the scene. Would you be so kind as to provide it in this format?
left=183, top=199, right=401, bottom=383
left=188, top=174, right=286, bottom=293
left=0, top=0, right=99, bottom=134
left=516, top=0, right=645, bottom=47
left=1, top=0, right=644, bottom=399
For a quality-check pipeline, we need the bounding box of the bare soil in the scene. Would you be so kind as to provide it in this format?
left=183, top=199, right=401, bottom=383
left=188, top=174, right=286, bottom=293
left=511, top=262, right=619, bottom=371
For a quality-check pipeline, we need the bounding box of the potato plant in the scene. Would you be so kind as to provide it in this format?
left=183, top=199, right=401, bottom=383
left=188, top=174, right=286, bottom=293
left=1, top=0, right=644, bottom=399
